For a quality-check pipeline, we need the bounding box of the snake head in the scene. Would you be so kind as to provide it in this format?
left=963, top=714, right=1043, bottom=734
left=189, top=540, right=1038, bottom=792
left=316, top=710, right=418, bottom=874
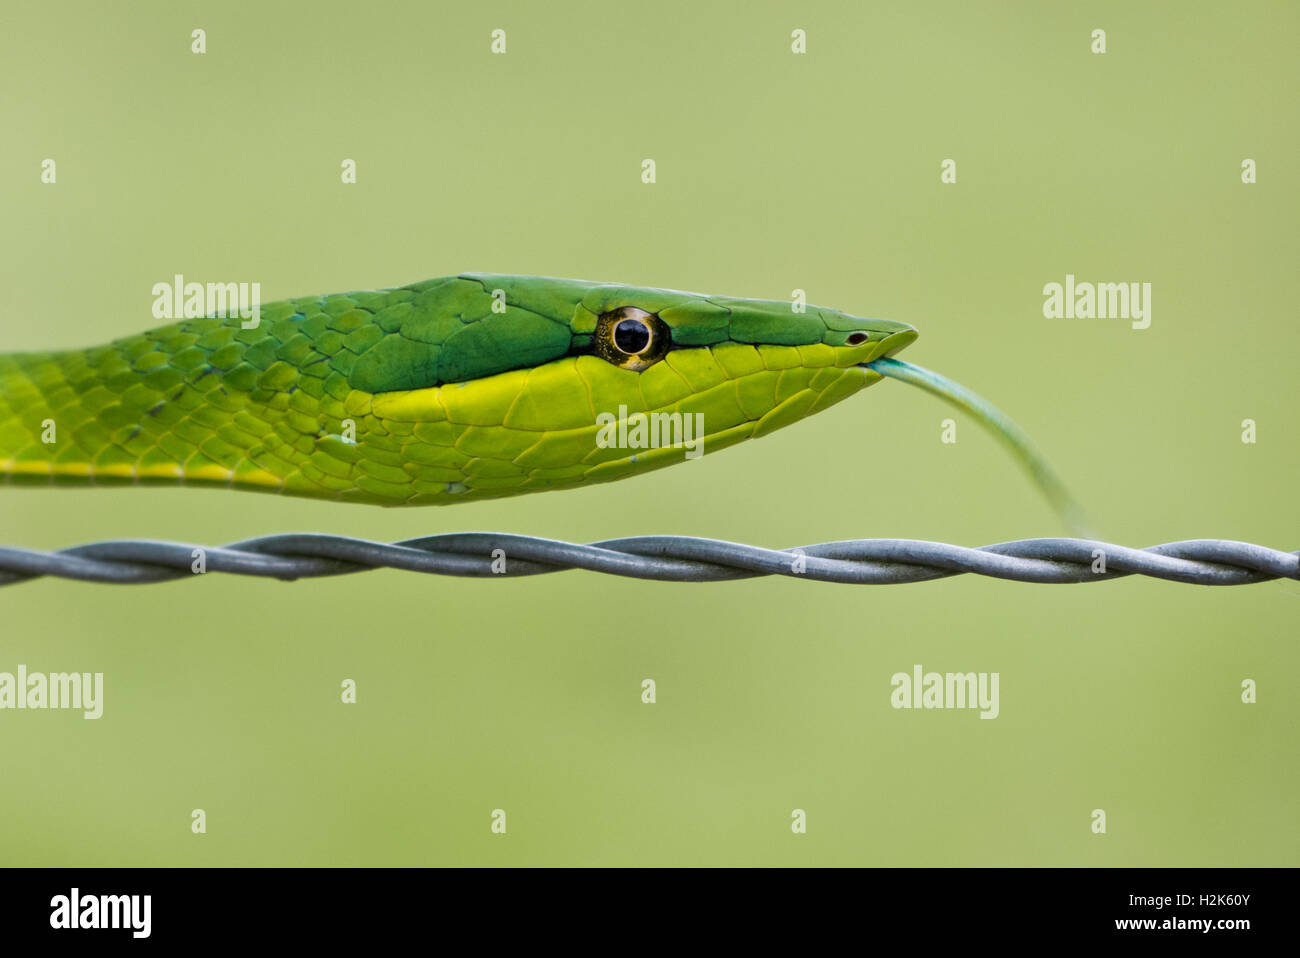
left=337, top=275, right=922, bottom=503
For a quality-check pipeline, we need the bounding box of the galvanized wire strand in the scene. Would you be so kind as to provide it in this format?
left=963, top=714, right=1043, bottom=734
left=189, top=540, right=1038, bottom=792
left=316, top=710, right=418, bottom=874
left=0, top=534, right=1294, bottom=587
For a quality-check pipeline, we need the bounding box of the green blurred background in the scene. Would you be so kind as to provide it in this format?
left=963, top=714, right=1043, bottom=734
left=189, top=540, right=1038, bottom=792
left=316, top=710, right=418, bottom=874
left=0, top=0, right=1295, bottom=865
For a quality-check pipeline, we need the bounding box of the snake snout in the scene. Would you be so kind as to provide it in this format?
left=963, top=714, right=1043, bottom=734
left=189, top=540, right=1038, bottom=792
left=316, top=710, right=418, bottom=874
left=855, top=323, right=918, bottom=363
left=875, top=325, right=918, bottom=358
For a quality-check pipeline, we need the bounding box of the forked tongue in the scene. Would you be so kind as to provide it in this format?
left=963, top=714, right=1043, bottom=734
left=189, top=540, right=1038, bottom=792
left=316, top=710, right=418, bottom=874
left=867, top=357, right=1092, bottom=535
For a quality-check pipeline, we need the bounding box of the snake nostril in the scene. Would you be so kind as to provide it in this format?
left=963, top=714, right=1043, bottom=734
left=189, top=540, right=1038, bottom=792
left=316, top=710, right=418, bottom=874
left=846, top=332, right=870, bottom=346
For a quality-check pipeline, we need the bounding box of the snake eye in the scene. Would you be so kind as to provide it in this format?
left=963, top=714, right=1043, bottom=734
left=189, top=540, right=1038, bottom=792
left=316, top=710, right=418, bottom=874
left=846, top=332, right=870, bottom=346
left=613, top=318, right=652, bottom=355
left=594, top=307, right=670, bottom=371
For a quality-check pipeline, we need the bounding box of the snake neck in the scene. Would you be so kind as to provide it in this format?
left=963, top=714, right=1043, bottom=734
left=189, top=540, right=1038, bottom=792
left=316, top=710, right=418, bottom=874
left=0, top=345, right=233, bottom=488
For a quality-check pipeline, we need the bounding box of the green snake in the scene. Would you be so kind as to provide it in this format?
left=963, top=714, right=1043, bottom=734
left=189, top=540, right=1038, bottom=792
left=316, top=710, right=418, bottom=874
left=0, top=273, right=1081, bottom=523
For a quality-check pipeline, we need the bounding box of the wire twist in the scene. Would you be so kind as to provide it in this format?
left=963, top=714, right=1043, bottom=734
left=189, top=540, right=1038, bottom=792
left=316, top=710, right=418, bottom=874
left=0, top=534, right=1294, bottom=586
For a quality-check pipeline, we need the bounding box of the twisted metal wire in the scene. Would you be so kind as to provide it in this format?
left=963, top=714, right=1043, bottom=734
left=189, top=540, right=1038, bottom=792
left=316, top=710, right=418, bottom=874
left=0, top=533, right=1294, bottom=587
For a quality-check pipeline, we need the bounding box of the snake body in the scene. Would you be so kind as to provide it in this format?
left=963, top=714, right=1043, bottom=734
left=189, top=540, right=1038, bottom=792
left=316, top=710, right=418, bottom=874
left=0, top=274, right=919, bottom=506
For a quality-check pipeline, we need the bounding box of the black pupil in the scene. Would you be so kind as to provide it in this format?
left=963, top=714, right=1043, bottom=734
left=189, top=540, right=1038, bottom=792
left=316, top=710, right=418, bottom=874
left=614, top=318, right=651, bottom=355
